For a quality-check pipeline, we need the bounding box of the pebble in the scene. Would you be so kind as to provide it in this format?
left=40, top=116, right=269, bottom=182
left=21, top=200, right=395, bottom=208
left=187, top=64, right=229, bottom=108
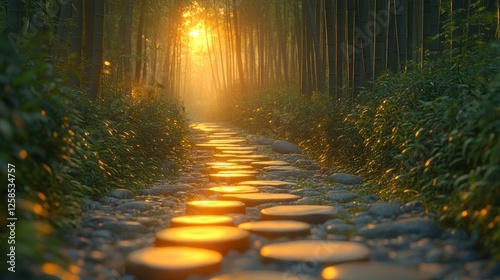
left=59, top=123, right=498, bottom=280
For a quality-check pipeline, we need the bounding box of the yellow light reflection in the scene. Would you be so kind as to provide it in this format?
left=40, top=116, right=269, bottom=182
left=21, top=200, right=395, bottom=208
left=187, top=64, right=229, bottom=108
left=321, top=266, right=339, bottom=279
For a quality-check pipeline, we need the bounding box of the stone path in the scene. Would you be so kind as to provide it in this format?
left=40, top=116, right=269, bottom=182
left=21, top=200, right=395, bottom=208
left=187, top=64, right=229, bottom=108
left=63, top=123, right=499, bottom=280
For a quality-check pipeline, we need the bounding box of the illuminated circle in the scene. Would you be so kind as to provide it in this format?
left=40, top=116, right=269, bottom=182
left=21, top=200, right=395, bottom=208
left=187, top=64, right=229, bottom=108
left=205, top=185, right=260, bottom=196
left=156, top=226, right=250, bottom=254
left=170, top=215, right=234, bottom=227
left=186, top=200, right=246, bottom=215
left=209, top=173, right=257, bottom=184
left=236, top=180, right=296, bottom=188
left=250, top=160, right=290, bottom=168
left=126, top=246, right=222, bottom=280
left=238, top=220, right=311, bottom=239
left=209, top=165, right=254, bottom=173
left=221, top=193, right=301, bottom=207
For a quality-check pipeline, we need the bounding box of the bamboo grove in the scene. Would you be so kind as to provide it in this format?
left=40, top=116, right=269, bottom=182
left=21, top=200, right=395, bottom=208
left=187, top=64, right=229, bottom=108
left=5, top=0, right=500, bottom=107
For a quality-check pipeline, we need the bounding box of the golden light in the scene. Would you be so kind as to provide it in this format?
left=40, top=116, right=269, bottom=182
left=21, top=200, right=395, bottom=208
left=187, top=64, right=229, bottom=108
left=189, top=29, right=199, bottom=38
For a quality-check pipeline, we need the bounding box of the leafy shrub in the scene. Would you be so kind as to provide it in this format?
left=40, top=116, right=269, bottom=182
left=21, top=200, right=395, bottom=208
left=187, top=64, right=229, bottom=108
left=1, top=36, right=90, bottom=278
left=227, top=42, right=500, bottom=255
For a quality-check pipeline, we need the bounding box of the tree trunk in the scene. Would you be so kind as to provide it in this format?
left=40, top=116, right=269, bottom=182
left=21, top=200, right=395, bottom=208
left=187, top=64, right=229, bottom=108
left=123, top=0, right=134, bottom=95
left=232, top=0, right=246, bottom=94
left=88, top=0, right=104, bottom=100
left=7, top=0, right=22, bottom=34
left=135, top=0, right=146, bottom=83
left=69, top=0, right=83, bottom=88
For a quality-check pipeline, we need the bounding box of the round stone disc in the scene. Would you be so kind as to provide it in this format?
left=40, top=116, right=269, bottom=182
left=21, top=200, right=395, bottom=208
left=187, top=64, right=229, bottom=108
left=205, top=186, right=260, bottom=196
left=156, top=226, right=250, bottom=254
left=195, top=143, right=240, bottom=151
left=221, top=193, right=301, bottom=207
left=207, top=138, right=246, bottom=144
left=251, top=160, right=290, bottom=168
left=209, top=173, right=257, bottom=184
left=221, top=150, right=254, bottom=155
left=260, top=240, right=370, bottom=265
left=215, top=146, right=257, bottom=152
left=211, top=131, right=239, bottom=137
left=126, top=246, right=222, bottom=280
left=261, top=205, right=337, bottom=224
left=237, top=180, right=297, bottom=188
left=186, top=200, right=246, bottom=215
left=170, top=215, right=234, bottom=227
left=213, top=154, right=239, bottom=161
left=211, top=270, right=317, bottom=280
left=238, top=220, right=311, bottom=239
left=264, top=166, right=300, bottom=171
left=321, top=262, right=430, bottom=280
left=205, top=162, right=237, bottom=167
left=217, top=170, right=259, bottom=176
left=210, top=165, right=254, bottom=173
left=235, top=154, right=270, bottom=161
left=228, top=158, right=260, bottom=165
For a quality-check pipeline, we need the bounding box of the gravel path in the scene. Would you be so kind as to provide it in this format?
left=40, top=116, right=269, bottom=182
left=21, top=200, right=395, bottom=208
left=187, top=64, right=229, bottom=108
left=62, top=123, right=499, bottom=280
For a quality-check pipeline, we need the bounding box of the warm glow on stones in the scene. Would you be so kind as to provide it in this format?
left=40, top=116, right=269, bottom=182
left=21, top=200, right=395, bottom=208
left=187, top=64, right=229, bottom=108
left=211, top=270, right=317, bottom=280
left=205, top=185, right=260, bottom=196
left=209, top=173, right=257, bottom=184
left=215, top=146, right=257, bottom=151
left=221, top=193, right=301, bottom=207
left=207, top=138, right=246, bottom=144
left=186, top=200, right=246, bottom=215
left=238, top=220, right=311, bottom=239
left=260, top=240, right=370, bottom=265
left=155, top=226, right=250, bottom=254
left=251, top=160, right=290, bottom=168
left=170, top=215, right=234, bottom=227
left=209, top=165, right=254, bottom=173
left=213, top=154, right=239, bottom=161
left=321, top=262, right=431, bottom=280
left=195, top=143, right=240, bottom=151
left=205, top=161, right=237, bottom=167
left=126, top=246, right=222, bottom=280
left=261, top=205, right=338, bottom=224
left=235, top=154, right=270, bottom=161
left=221, top=150, right=254, bottom=155
left=237, top=180, right=297, bottom=187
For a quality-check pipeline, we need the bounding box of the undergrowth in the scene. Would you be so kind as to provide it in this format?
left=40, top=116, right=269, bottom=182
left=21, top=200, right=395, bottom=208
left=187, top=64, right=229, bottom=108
left=0, top=37, right=189, bottom=278
left=224, top=42, right=500, bottom=256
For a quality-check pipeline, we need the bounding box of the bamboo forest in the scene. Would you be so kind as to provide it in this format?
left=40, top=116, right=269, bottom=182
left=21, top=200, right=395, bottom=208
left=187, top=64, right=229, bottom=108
left=1, top=0, right=500, bottom=279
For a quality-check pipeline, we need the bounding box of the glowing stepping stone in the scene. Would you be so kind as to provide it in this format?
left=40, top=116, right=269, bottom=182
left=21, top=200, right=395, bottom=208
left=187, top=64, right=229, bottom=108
left=170, top=215, right=234, bottom=227
left=213, top=154, right=239, bottom=161
left=209, top=165, right=254, bottom=173
left=251, top=160, right=290, bottom=168
left=221, top=193, right=301, bottom=207
left=261, top=205, right=337, bottom=224
left=212, top=131, right=239, bottom=137
left=264, top=166, right=300, bottom=171
left=228, top=158, right=259, bottom=165
left=322, top=262, right=430, bottom=280
left=205, top=186, right=260, bottom=196
left=209, top=173, right=257, bottom=184
left=207, top=138, right=246, bottom=144
left=237, top=180, right=297, bottom=188
left=205, top=162, right=237, bottom=167
left=260, top=240, right=370, bottom=265
left=186, top=200, right=246, bottom=215
left=217, top=170, right=259, bottom=176
left=215, top=146, right=257, bottom=152
left=238, top=220, right=311, bottom=239
left=236, top=154, right=270, bottom=161
left=126, top=246, right=222, bottom=280
left=221, top=150, right=254, bottom=155
left=211, top=270, right=316, bottom=280
left=196, top=143, right=240, bottom=151
left=156, top=226, right=250, bottom=254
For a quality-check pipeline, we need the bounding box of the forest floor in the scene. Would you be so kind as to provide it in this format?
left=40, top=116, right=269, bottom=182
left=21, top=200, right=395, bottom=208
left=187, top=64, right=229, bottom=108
left=60, top=122, right=500, bottom=280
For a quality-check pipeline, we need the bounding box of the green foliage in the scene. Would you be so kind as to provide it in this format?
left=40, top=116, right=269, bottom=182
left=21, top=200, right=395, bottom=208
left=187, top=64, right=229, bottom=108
left=75, top=87, right=189, bottom=196
left=228, top=42, right=500, bottom=255
left=1, top=36, right=189, bottom=277
left=1, top=36, right=90, bottom=277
